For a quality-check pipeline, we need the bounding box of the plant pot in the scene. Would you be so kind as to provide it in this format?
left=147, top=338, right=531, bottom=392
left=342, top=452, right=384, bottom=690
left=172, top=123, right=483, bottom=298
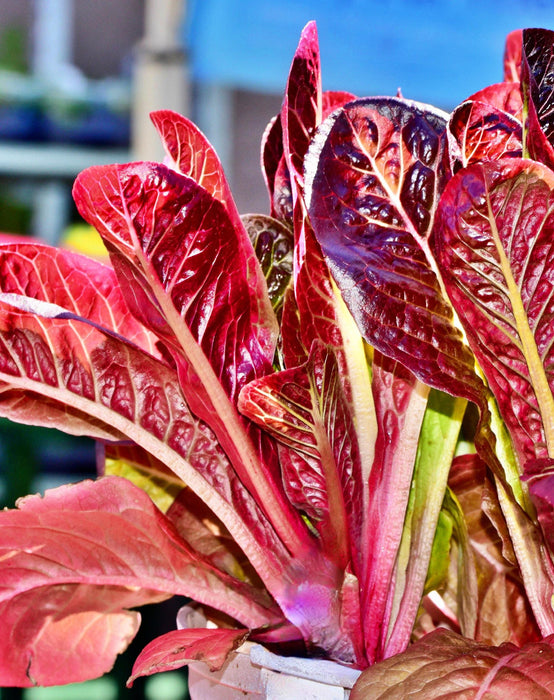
left=178, top=605, right=361, bottom=699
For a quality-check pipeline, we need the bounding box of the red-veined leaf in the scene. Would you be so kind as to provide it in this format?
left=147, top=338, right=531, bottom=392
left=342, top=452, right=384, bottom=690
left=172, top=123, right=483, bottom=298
left=239, top=341, right=363, bottom=571
left=150, top=109, right=240, bottom=224
left=0, top=291, right=300, bottom=610
left=467, top=82, right=523, bottom=121
left=127, top=627, right=249, bottom=685
left=448, top=100, right=522, bottom=168
left=435, top=158, right=554, bottom=469
left=305, top=96, right=484, bottom=407
left=281, top=20, right=321, bottom=199
left=0, top=242, right=161, bottom=357
left=72, top=161, right=311, bottom=558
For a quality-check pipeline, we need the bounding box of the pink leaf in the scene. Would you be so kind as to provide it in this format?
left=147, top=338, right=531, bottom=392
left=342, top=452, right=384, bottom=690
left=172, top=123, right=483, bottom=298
left=127, top=627, right=249, bottom=685
left=0, top=477, right=280, bottom=686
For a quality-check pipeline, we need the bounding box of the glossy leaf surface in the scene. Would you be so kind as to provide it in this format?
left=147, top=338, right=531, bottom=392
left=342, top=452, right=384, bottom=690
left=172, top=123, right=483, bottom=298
left=150, top=109, right=240, bottom=224
left=73, top=162, right=277, bottom=405
left=240, top=341, right=363, bottom=569
left=521, top=28, right=554, bottom=167
left=306, top=97, right=484, bottom=405
left=73, top=161, right=311, bottom=560
left=0, top=271, right=297, bottom=608
left=448, top=100, right=522, bottom=168
left=360, top=354, right=429, bottom=663
left=435, top=158, right=554, bottom=469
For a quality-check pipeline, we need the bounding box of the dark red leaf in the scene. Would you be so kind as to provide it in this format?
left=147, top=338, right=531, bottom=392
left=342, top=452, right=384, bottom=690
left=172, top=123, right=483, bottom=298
left=434, top=158, right=554, bottom=469
left=448, top=100, right=522, bottom=168
left=306, top=97, right=484, bottom=405
left=521, top=28, right=554, bottom=168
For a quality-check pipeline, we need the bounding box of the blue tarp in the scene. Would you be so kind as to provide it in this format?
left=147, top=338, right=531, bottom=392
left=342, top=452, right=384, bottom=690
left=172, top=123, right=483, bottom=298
left=185, top=0, right=554, bottom=109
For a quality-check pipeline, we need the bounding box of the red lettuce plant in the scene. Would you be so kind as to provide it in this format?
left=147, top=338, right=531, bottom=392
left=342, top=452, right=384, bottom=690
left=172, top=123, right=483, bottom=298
left=1, top=21, right=554, bottom=696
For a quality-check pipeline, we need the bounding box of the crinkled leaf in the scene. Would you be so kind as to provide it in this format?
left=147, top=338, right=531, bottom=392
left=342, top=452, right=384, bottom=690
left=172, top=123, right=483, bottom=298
left=72, top=161, right=312, bottom=559
left=322, top=90, right=356, bottom=117
left=73, top=162, right=277, bottom=405
left=240, top=213, right=294, bottom=320
left=434, top=158, right=554, bottom=470
left=127, top=627, right=249, bottom=685
left=150, top=109, right=241, bottom=226
left=504, top=29, right=523, bottom=83
left=467, top=82, right=523, bottom=121
left=0, top=288, right=299, bottom=611
left=521, top=28, right=554, bottom=167
left=450, top=454, right=539, bottom=646
left=448, top=100, right=522, bottom=169
left=0, top=477, right=281, bottom=687
left=351, top=628, right=554, bottom=699
left=0, top=242, right=161, bottom=357
left=0, top=585, right=141, bottom=687
left=305, top=97, right=485, bottom=406
left=239, top=340, right=363, bottom=570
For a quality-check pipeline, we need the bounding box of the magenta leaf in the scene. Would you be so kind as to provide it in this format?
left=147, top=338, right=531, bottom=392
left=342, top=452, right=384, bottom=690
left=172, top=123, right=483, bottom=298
left=523, top=459, right=554, bottom=554
left=0, top=283, right=303, bottom=613
left=127, top=627, right=249, bottom=685
left=448, top=100, right=522, bottom=168
left=239, top=340, right=363, bottom=570
left=73, top=162, right=277, bottom=405
left=466, top=83, right=523, bottom=121
left=0, top=477, right=281, bottom=687
left=434, top=158, right=554, bottom=469
left=359, top=354, right=430, bottom=663
left=72, top=161, right=315, bottom=560
left=281, top=20, right=321, bottom=199
left=150, top=109, right=241, bottom=226
left=351, top=629, right=554, bottom=699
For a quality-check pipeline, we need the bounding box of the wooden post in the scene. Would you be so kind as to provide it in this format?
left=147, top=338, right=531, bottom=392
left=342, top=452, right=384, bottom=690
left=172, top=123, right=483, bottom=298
left=131, top=0, right=189, bottom=161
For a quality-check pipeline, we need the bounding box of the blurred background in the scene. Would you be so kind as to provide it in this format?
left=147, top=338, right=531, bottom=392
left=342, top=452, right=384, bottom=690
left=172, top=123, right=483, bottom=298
left=0, top=0, right=554, bottom=698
